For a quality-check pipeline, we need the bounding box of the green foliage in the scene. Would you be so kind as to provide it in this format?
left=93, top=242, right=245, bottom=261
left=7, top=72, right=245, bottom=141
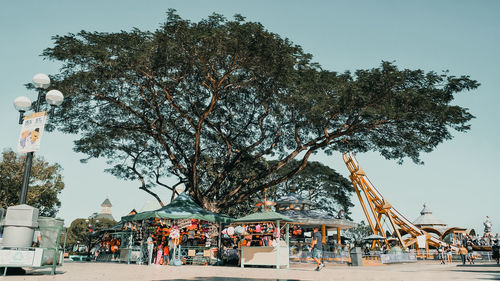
left=40, top=10, right=479, bottom=212
left=272, top=160, right=354, bottom=217
left=344, top=220, right=373, bottom=246
left=226, top=160, right=354, bottom=218
left=0, top=149, right=64, bottom=216
left=65, top=217, right=116, bottom=250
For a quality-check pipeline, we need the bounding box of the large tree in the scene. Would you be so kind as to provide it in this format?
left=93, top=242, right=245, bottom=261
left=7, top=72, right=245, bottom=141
left=0, top=150, right=65, bottom=216
left=41, top=11, right=479, bottom=212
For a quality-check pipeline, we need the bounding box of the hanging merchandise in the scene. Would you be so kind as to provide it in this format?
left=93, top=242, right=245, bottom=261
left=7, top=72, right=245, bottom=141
left=177, top=219, right=192, bottom=229
left=227, top=226, right=235, bottom=236
left=221, top=228, right=229, bottom=238
left=187, top=219, right=198, bottom=230
left=266, top=223, right=274, bottom=234
left=273, top=227, right=280, bottom=239
left=234, top=225, right=245, bottom=235
left=262, top=236, right=269, bottom=246
left=170, top=226, right=180, bottom=239
left=255, top=224, right=262, bottom=233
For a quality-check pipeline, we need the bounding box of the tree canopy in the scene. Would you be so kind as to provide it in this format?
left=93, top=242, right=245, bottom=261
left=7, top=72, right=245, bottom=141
left=41, top=10, right=479, bottom=212
left=226, top=160, right=354, bottom=218
left=65, top=217, right=116, bottom=251
left=0, top=149, right=65, bottom=216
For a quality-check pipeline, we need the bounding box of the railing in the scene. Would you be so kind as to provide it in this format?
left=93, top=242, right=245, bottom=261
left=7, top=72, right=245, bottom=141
left=406, top=250, right=495, bottom=263
left=289, top=250, right=351, bottom=264
left=177, top=246, right=217, bottom=265
left=380, top=253, right=417, bottom=264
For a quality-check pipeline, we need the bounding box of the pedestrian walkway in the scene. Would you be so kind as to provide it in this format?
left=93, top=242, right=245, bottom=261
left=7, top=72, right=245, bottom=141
left=2, top=261, right=499, bottom=281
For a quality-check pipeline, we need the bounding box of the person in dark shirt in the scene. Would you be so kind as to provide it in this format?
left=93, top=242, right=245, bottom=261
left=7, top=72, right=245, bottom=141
left=311, top=227, right=324, bottom=271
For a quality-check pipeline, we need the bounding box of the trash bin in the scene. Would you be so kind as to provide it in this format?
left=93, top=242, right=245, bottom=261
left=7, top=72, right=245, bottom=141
left=350, top=247, right=363, bottom=266
left=2, top=205, right=39, bottom=248
left=38, top=217, right=64, bottom=265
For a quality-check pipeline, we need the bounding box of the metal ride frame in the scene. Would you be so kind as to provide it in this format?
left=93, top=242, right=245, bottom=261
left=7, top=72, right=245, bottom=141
left=342, top=152, right=450, bottom=253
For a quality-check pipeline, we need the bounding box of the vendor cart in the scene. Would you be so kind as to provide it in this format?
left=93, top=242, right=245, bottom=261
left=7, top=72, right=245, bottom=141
left=233, top=211, right=294, bottom=269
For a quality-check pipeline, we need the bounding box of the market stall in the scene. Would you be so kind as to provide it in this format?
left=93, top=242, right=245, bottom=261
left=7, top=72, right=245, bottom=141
left=232, top=211, right=294, bottom=269
left=120, top=192, right=233, bottom=265
left=275, top=192, right=356, bottom=263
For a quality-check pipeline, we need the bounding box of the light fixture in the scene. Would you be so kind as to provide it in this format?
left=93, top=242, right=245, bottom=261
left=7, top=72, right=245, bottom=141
left=13, top=96, right=32, bottom=112
left=45, top=90, right=64, bottom=106
left=32, top=73, right=50, bottom=89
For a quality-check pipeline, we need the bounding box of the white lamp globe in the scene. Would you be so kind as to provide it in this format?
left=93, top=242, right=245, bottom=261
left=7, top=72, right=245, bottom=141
left=45, top=90, right=64, bottom=106
left=32, top=73, right=50, bottom=89
left=13, top=96, right=32, bottom=112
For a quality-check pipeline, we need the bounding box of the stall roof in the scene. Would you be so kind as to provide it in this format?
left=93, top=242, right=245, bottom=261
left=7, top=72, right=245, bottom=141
left=278, top=209, right=357, bottom=229
left=275, top=192, right=314, bottom=206
left=121, top=192, right=233, bottom=223
left=234, top=211, right=295, bottom=223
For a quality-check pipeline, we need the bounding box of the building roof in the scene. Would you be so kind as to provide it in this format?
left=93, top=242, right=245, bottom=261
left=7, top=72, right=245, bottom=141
left=101, top=198, right=112, bottom=207
left=413, top=203, right=447, bottom=227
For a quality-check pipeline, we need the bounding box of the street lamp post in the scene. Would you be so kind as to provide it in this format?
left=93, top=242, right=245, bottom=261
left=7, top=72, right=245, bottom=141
left=13, top=73, right=64, bottom=205
left=85, top=218, right=99, bottom=261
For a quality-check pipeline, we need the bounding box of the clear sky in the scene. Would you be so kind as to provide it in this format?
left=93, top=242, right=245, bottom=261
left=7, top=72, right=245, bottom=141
left=1, top=1, right=499, bottom=235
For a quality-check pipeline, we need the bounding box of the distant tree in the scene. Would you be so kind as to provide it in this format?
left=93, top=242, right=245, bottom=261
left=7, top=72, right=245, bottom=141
left=41, top=10, right=479, bottom=213
left=269, top=160, right=354, bottom=218
left=344, top=220, right=373, bottom=246
left=226, top=160, right=354, bottom=218
left=0, top=149, right=64, bottom=216
left=65, top=218, right=116, bottom=251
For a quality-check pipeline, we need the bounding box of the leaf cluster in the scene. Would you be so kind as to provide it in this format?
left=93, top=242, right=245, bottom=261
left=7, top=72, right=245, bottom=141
left=0, top=150, right=65, bottom=216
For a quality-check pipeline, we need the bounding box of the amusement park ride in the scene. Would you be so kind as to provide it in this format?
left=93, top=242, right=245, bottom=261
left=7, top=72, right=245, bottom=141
left=342, top=152, right=453, bottom=253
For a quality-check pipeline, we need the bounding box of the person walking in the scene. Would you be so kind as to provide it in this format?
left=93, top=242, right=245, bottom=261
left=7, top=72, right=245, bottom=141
left=162, top=242, right=170, bottom=265
left=466, top=241, right=474, bottom=264
left=438, top=245, right=446, bottom=264
left=459, top=245, right=467, bottom=265
left=310, top=227, right=324, bottom=271
left=446, top=245, right=453, bottom=263
left=155, top=244, right=163, bottom=265
left=492, top=240, right=499, bottom=265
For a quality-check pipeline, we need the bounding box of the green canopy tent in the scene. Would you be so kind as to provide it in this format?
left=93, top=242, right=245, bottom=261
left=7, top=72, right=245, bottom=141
left=119, top=193, right=232, bottom=265
left=121, top=192, right=233, bottom=224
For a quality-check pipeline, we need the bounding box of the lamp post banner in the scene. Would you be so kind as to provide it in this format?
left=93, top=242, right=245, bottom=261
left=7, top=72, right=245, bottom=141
left=17, top=111, right=47, bottom=153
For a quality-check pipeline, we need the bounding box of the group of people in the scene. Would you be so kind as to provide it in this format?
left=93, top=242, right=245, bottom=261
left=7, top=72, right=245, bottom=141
left=440, top=239, right=500, bottom=265
left=437, top=244, right=455, bottom=264
left=146, top=234, right=174, bottom=265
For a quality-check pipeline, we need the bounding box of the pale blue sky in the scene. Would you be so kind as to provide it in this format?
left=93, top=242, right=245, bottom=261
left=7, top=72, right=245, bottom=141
left=0, top=1, right=498, bottom=235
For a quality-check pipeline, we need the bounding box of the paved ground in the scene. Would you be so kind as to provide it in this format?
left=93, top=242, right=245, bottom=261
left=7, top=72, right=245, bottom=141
left=2, top=261, right=500, bottom=281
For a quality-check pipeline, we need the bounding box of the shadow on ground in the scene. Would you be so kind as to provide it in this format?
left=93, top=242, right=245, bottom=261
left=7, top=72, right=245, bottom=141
left=453, top=264, right=500, bottom=280
left=457, top=264, right=500, bottom=268
left=156, top=278, right=303, bottom=281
